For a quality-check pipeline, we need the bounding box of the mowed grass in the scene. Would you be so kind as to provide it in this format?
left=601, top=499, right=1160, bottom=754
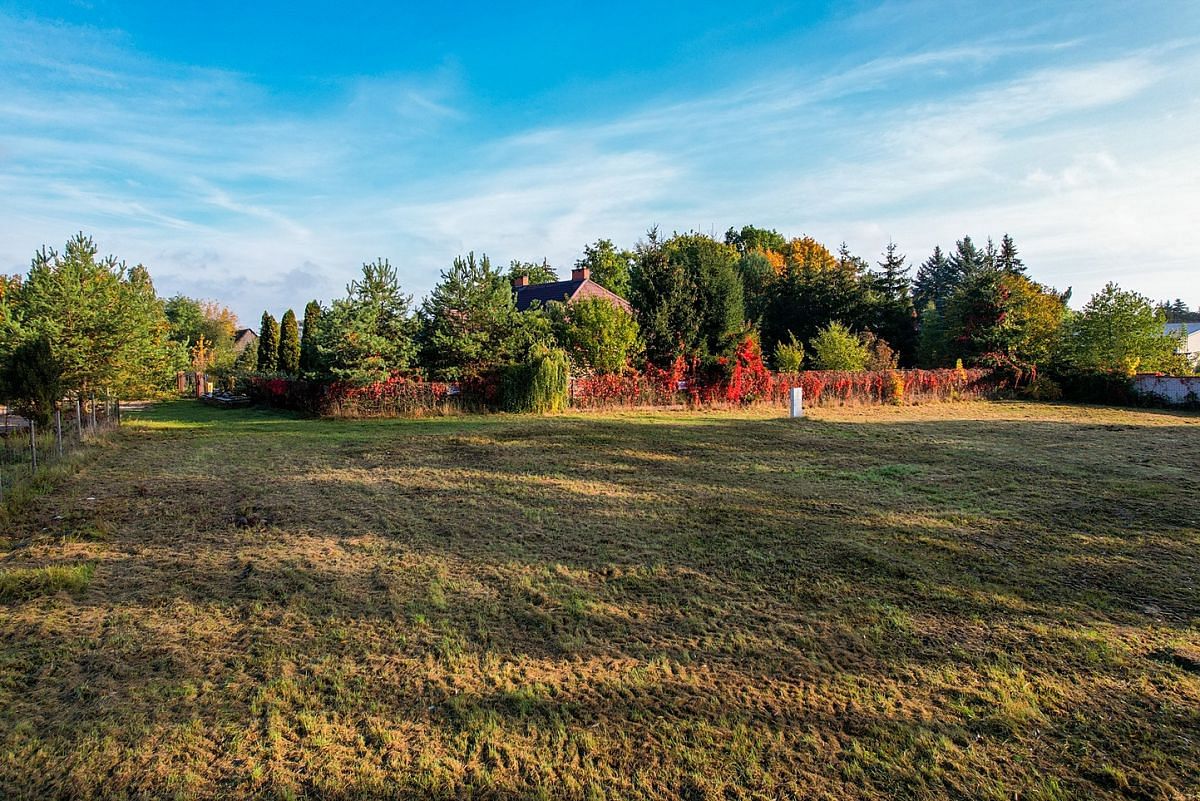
left=1, top=400, right=1199, bottom=800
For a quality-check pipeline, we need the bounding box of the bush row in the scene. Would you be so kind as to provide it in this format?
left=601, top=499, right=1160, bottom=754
left=246, top=366, right=998, bottom=418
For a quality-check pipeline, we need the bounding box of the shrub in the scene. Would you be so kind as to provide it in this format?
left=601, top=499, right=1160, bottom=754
left=1022, top=376, right=1064, bottom=401
left=773, top=333, right=805, bottom=372
left=0, top=336, right=63, bottom=426
left=726, top=334, right=771, bottom=403
left=550, top=297, right=640, bottom=375
left=860, top=331, right=899, bottom=371
left=810, top=322, right=869, bottom=371
left=502, top=346, right=570, bottom=413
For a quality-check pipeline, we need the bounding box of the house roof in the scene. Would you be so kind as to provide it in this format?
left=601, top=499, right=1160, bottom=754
left=1165, top=322, right=1200, bottom=337
left=513, top=278, right=632, bottom=313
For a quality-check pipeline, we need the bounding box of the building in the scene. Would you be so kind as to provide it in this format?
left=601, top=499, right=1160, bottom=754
left=512, top=267, right=632, bottom=314
left=1166, top=322, right=1200, bottom=366
left=232, top=328, right=258, bottom=353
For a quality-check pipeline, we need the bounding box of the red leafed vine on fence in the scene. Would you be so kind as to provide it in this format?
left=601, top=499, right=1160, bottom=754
left=250, top=364, right=999, bottom=418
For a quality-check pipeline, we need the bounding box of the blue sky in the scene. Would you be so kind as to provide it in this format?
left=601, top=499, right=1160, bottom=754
left=1, top=1, right=1198, bottom=324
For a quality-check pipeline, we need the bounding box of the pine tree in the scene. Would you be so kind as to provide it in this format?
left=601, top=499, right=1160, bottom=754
left=871, top=241, right=917, bottom=365
left=3, top=234, right=174, bottom=397
left=419, top=252, right=522, bottom=380
left=874, top=241, right=910, bottom=301
left=324, top=259, right=417, bottom=381
left=299, top=300, right=323, bottom=373
left=278, top=309, right=300, bottom=374
left=998, top=234, right=1025, bottom=274
left=981, top=237, right=999, bottom=272
left=950, top=236, right=983, bottom=279
left=913, top=246, right=958, bottom=312
left=257, top=311, right=279, bottom=372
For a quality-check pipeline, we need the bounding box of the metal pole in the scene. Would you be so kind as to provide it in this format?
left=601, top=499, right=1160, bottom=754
left=76, top=396, right=84, bottom=441
left=29, top=420, right=37, bottom=474
left=56, top=407, right=63, bottom=458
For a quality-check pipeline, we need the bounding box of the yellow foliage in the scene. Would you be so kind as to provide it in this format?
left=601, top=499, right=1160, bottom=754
left=782, top=237, right=836, bottom=273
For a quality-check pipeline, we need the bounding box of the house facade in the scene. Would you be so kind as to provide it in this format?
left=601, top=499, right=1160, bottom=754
left=512, top=267, right=632, bottom=313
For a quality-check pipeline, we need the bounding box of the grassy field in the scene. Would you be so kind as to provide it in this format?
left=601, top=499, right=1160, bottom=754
left=1, top=400, right=1198, bottom=800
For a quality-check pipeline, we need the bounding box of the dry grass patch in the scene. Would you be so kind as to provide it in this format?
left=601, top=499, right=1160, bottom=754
left=0, top=400, right=1198, bottom=799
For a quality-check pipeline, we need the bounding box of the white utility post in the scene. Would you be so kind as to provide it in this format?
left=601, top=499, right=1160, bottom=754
left=790, top=387, right=804, bottom=418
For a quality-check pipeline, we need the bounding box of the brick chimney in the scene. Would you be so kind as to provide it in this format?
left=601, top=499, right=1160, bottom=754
left=512, top=274, right=530, bottom=287
left=572, top=266, right=590, bottom=281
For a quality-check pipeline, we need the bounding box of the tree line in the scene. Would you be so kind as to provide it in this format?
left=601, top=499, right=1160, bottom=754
left=1, top=228, right=1194, bottom=421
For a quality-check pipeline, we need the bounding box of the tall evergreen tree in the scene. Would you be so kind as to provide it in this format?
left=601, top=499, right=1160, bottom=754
left=629, top=229, right=700, bottom=365
left=870, top=241, right=917, bottom=365
left=299, top=300, right=323, bottom=373
left=257, top=311, right=279, bottom=372
left=949, top=236, right=983, bottom=280
left=913, top=246, right=958, bottom=312
left=278, top=309, right=300, bottom=374
left=997, top=234, right=1025, bottom=274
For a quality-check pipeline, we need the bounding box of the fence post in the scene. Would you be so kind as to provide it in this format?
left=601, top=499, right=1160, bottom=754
left=115, top=397, right=121, bottom=426
left=91, top=393, right=97, bottom=433
left=29, top=420, right=37, bottom=474
left=76, top=396, right=84, bottom=441
left=56, top=407, right=63, bottom=458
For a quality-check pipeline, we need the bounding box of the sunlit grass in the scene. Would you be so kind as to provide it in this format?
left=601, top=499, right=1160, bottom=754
left=0, top=399, right=1197, bottom=799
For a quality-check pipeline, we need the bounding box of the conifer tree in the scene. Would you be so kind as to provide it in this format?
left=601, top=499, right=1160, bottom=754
left=257, top=311, right=279, bottom=372
left=323, top=259, right=417, bottom=381
left=949, top=236, right=983, bottom=279
left=913, top=246, right=957, bottom=312
left=997, top=234, right=1025, bottom=274
left=299, top=300, right=323, bottom=373
left=278, top=309, right=300, bottom=374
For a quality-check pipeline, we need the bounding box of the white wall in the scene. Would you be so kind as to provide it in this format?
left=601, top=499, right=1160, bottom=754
left=1133, top=375, right=1200, bottom=405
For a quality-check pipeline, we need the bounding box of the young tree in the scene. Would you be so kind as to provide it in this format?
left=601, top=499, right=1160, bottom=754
left=3, top=234, right=174, bottom=397
left=321, top=259, right=417, bottom=381
left=257, top=312, right=280, bottom=372
left=1062, top=283, right=1185, bottom=375
left=299, top=300, right=324, bottom=373
left=772, top=332, right=805, bottom=372
left=420, top=252, right=523, bottom=380
left=576, top=239, right=634, bottom=298
left=810, top=321, right=869, bottom=371
left=278, top=309, right=300, bottom=374
left=549, top=297, right=640, bottom=374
